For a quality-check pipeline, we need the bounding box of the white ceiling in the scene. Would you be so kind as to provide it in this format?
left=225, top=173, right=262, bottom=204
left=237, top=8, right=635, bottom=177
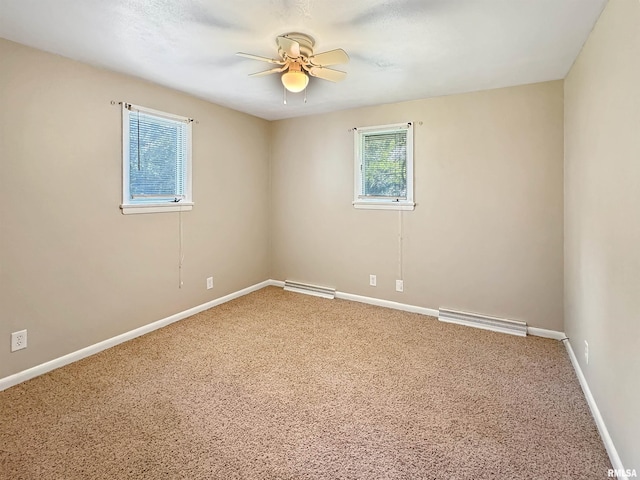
left=0, top=0, right=607, bottom=120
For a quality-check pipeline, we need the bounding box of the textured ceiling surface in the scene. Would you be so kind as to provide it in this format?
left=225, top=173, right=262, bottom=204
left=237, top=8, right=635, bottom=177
left=0, top=0, right=606, bottom=120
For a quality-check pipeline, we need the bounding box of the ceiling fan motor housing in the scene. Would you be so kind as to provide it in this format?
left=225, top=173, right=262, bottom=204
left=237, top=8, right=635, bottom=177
left=278, top=32, right=315, bottom=59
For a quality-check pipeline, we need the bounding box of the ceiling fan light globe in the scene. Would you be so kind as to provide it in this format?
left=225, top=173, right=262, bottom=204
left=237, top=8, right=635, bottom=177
left=281, top=71, right=309, bottom=93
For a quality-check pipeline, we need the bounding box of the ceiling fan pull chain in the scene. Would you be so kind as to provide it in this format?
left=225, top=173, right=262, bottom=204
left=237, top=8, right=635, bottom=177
left=283, top=85, right=287, bottom=105
left=304, top=86, right=307, bottom=104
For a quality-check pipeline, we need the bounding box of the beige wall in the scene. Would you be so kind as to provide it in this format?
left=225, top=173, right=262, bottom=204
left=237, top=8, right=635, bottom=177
left=564, top=0, right=640, bottom=471
left=0, top=40, right=566, bottom=379
left=0, top=39, right=271, bottom=378
left=271, top=81, right=564, bottom=330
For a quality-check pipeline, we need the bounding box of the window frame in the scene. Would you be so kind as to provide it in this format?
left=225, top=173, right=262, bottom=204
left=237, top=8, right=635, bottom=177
left=353, top=122, right=415, bottom=211
left=121, top=103, right=193, bottom=215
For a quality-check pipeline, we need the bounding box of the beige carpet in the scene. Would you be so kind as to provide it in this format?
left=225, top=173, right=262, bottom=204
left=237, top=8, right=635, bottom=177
left=0, top=287, right=611, bottom=479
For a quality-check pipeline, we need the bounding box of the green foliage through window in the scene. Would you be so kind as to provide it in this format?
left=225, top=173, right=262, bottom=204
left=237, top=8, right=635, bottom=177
left=361, top=130, right=407, bottom=198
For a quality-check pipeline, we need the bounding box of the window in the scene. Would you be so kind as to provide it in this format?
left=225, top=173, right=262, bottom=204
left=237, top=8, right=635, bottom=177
left=121, top=103, right=193, bottom=214
left=353, top=122, right=414, bottom=210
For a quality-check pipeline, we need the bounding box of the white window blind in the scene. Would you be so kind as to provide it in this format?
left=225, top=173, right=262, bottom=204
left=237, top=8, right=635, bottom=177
left=361, top=129, right=408, bottom=199
left=121, top=103, right=193, bottom=214
left=128, top=112, right=186, bottom=201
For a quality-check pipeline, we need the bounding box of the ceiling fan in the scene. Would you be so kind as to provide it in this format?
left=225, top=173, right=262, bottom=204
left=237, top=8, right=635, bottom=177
left=237, top=33, right=349, bottom=95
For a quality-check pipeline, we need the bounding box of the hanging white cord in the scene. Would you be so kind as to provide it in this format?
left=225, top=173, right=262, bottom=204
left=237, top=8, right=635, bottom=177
left=178, top=210, right=184, bottom=288
left=398, top=210, right=403, bottom=279
left=137, top=109, right=141, bottom=171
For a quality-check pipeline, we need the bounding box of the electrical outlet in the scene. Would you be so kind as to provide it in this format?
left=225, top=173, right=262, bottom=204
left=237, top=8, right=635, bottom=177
left=11, top=330, right=27, bottom=352
left=584, top=340, right=589, bottom=365
left=396, top=279, right=404, bottom=292
left=369, top=274, right=377, bottom=287
left=206, top=277, right=214, bottom=289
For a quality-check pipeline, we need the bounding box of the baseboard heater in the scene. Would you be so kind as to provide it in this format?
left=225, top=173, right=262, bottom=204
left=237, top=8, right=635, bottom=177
left=283, top=280, right=336, bottom=300
left=438, top=308, right=527, bottom=337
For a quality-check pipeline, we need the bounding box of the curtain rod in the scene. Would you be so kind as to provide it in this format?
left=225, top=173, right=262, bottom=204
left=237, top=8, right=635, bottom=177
left=111, top=100, right=197, bottom=124
left=348, top=121, right=422, bottom=132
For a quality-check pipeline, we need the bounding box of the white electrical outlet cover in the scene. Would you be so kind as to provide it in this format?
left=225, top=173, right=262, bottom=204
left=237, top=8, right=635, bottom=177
left=396, top=280, right=404, bottom=292
left=369, top=275, right=376, bottom=286
left=11, top=330, right=27, bottom=352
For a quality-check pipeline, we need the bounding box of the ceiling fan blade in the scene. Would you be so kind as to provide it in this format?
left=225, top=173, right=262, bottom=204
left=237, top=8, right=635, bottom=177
left=236, top=52, right=284, bottom=65
left=249, top=66, right=287, bottom=77
left=276, top=36, right=301, bottom=58
left=308, top=66, right=347, bottom=82
left=308, top=49, right=350, bottom=66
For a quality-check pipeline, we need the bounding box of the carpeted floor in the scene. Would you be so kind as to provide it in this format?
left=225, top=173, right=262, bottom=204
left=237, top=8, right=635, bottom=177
left=0, top=287, right=611, bottom=479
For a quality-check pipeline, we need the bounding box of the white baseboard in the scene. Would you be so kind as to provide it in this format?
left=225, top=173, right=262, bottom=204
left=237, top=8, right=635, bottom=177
left=275, top=279, right=438, bottom=317
left=335, top=291, right=440, bottom=317
left=0, top=278, right=571, bottom=394
left=0, top=280, right=273, bottom=392
left=564, top=340, right=628, bottom=480
left=280, top=280, right=563, bottom=340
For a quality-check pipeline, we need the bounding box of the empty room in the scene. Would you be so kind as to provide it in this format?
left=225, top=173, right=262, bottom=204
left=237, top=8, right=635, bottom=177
left=0, top=0, right=638, bottom=478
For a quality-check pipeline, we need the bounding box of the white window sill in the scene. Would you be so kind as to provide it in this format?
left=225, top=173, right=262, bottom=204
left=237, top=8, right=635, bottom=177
left=353, top=200, right=415, bottom=211
left=120, top=203, right=194, bottom=215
